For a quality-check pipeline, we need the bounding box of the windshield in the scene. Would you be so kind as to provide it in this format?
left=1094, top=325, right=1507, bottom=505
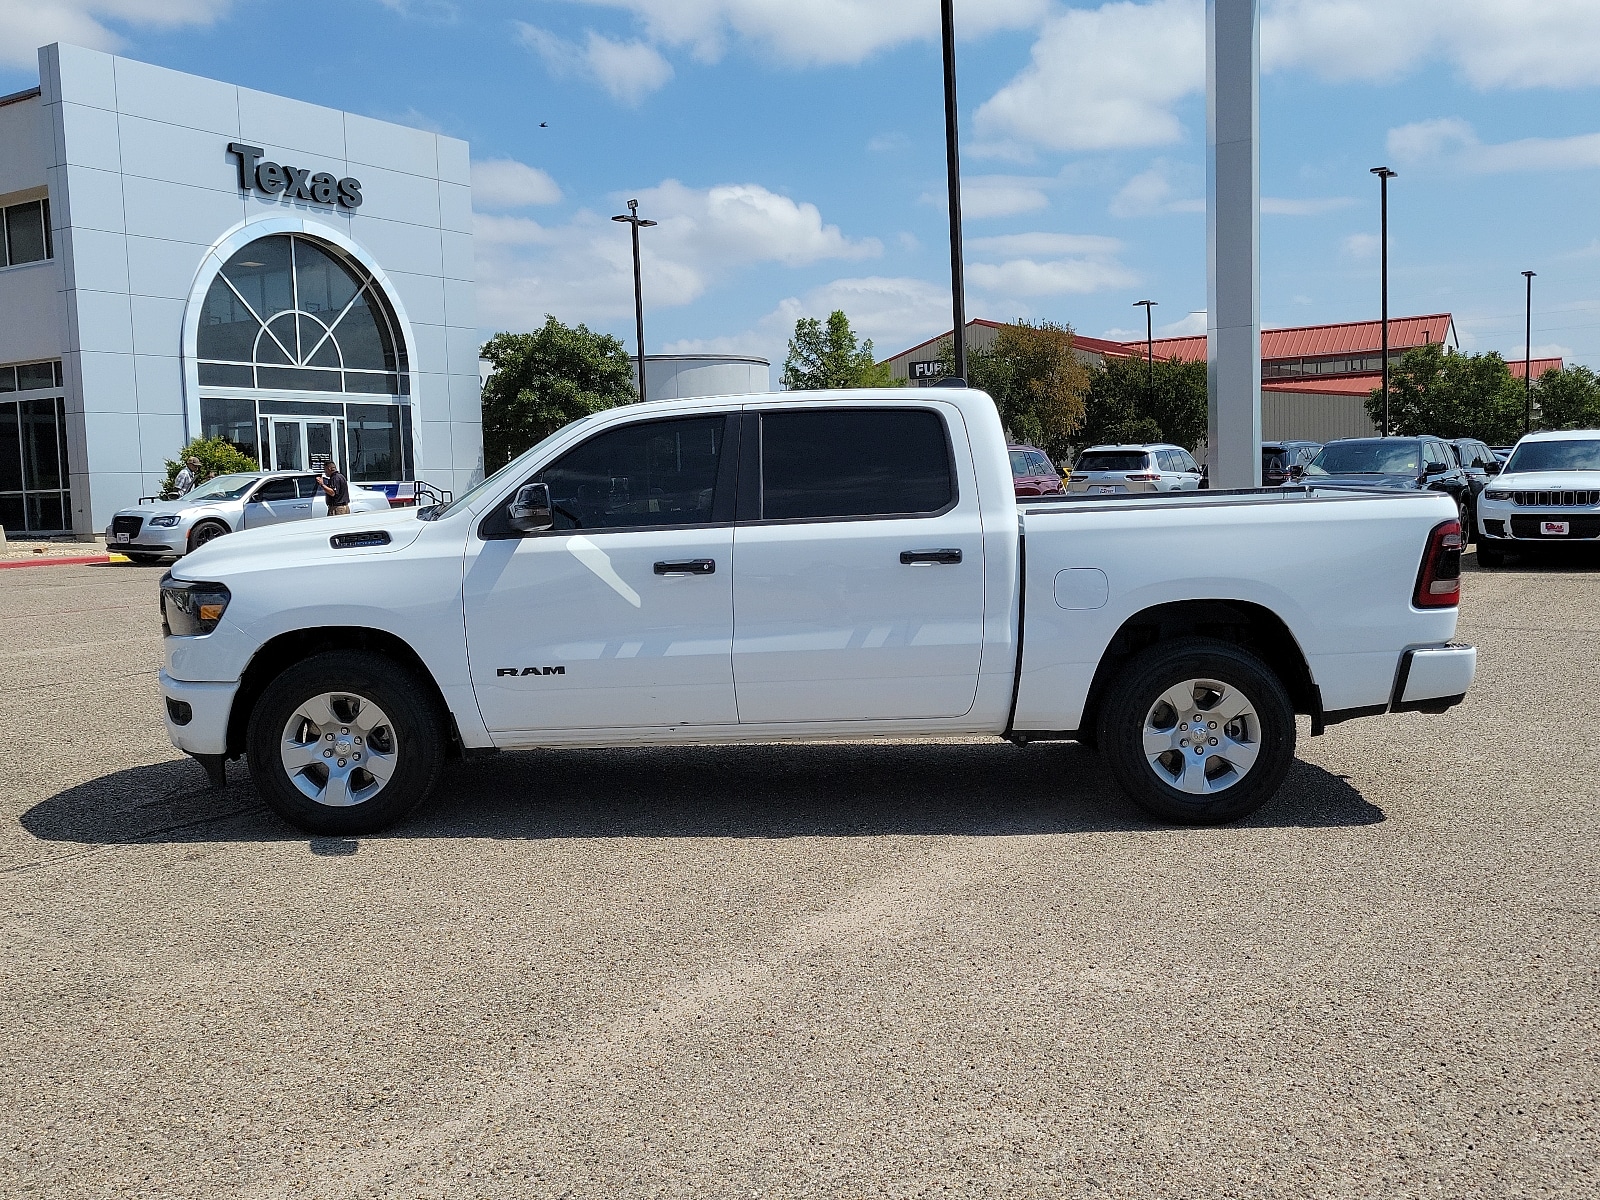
left=1505, top=439, right=1600, bottom=473
left=184, top=474, right=260, bottom=501
left=1306, top=441, right=1419, bottom=476
left=422, top=416, right=600, bottom=521
left=1077, top=451, right=1150, bottom=472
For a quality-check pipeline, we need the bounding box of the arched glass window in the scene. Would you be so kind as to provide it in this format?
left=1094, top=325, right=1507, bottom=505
left=197, top=234, right=408, bottom=395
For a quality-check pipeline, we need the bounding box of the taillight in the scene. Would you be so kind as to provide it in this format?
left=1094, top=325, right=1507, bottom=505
left=1069, top=474, right=1088, bottom=481
left=1125, top=472, right=1161, bottom=481
left=1414, top=519, right=1463, bottom=608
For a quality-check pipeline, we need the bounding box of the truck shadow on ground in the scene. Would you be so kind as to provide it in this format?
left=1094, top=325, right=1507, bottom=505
left=22, top=740, right=1383, bottom=849
left=1466, top=544, right=1600, bottom=572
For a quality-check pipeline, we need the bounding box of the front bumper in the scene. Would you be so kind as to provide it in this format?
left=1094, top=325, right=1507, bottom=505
left=1478, top=501, right=1600, bottom=542
left=1391, top=644, right=1476, bottom=714
left=159, top=669, right=239, bottom=756
left=107, top=522, right=189, bottom=555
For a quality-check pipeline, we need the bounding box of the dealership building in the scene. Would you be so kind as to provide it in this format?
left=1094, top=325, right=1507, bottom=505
left=0, top=43, right=482, bottom=538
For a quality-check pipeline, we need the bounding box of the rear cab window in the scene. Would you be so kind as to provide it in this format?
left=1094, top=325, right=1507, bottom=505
left=758, top=408, right=954, bottom=520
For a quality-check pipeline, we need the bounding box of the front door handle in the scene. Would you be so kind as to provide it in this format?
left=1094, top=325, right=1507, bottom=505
left=654, top=558, right=716, bottom=575
left=900, top=548, right=962, bottom=565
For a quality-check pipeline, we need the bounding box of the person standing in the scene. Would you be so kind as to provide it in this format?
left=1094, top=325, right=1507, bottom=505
left=173, top=456, right=201, bottom=496
left=317, top=459, right=351, bottom=515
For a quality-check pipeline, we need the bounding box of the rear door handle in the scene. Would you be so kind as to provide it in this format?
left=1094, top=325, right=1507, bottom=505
left=654, top=558, right=716, bottom=575
left=900, top=548, right=962, bottom=565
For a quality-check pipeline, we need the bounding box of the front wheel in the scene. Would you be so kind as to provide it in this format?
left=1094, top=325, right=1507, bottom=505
left=188, top=520, right=229, bottom=552
left=1096, top=638, right=1295, bottom=824
left=246, top=651, right=445, bottom=834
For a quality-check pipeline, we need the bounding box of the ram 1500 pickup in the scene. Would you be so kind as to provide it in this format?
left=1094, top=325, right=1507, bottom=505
left=157, top=387, right=1476, bottom=834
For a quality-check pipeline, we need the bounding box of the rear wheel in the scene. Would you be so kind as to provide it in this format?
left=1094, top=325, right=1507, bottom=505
left=246, top=651, right=445, bottom=834
left=1096, top=638, right=1295, bottom=824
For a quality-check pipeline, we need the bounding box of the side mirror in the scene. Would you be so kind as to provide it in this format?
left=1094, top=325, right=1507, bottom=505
left=1484, top=460, right=1501, bottom=475
left=1425, top=460, right=1448, bottom=476
left=508, top=482, right=553, bottom=533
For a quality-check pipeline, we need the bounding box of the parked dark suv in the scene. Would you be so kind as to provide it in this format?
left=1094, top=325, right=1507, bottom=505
left=1302, top=436, right=1471, bottom=524
left=1009, top=444, right=1064, bottom=496
left=1263, top=440, right=1322, bottom=486
left=1447, top=438, right=1502, bottom=541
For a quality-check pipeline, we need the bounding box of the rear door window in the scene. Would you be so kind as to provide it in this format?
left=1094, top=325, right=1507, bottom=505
left=1179, top=450, right=1201, bottom=473
left=760, top=408, right=954, bottom=520
left=297, top=475, right=322, bottom=499
left=1009, top=450, right=1030, bottom=477
left=1029, top=451, right=1054, bottom=475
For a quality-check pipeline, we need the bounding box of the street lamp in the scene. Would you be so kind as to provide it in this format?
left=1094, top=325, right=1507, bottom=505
left=1523, top=269, right=1537, bottom=434
left=1133, top=300, right=1157, bottom=394
left=940, top=0, right=967, bottom=383
left=1370, top=166, right=1397, bottom=437
left=611, top=198, right=657, bottom=404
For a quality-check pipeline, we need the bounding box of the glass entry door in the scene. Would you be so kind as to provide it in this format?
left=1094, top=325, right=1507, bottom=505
left=266, top=418, right=340, bottom=472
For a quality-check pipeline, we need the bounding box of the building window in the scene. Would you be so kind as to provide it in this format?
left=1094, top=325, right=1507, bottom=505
left=0, top=359, right=69, bottom=533
left=196, top=233, right=408, bottom=395
left=1, top=199, right=51, bottom=268
left=199, top=396, right=261, bottom=463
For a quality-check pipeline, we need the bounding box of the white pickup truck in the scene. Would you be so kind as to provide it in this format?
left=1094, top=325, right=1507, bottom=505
left=157, top=387, right=1475, bottom=834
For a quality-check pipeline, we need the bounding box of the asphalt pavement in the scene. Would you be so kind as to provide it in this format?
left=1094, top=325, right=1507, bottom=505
left=2, top=550, right=1597, bottom=1198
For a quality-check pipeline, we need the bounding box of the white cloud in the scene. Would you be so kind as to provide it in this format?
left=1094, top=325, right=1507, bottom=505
left=1388, top=118, right=1600, bottom=174
left=976, top=0, right=1204, bottom=152
left=1260, top=196, right=1357, bottom=216
left=470, top=159, right=562, bottom=210
left=920, top=175, right=1052, bottom=219
left=1102, top=309, right=1206, bottom=342
left=563, top=0, right=1047, bottom=66
left=0, top=0, right=229, bottom=68
left=1109, top=164, right=1204, bottom=218
left=1342, top=233, right=1382, bottom=260
left=966, top=231, right=1136, bottom=299
left=473, top=179, right=879, bottom=333
left=866, top=132, right=908, bottom=154
left=517, top=23, right=674, bottom=105
left=977, top=0, right=1600, bottom=155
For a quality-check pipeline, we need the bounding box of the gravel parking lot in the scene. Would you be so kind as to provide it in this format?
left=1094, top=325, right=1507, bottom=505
left=2, top=550, right=1597, bottom=1199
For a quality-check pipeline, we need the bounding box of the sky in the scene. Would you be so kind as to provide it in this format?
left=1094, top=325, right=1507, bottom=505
left=2, top=0, right=1598, bottom=383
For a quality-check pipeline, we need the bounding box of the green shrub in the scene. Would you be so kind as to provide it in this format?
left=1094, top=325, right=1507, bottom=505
left=161, top=436, right=258, bottom=497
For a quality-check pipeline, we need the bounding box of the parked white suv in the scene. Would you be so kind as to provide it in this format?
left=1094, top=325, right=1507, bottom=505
left=1476, top=429, right=1600, bottom=566
left=1068, top=444, right=1204, bottom=494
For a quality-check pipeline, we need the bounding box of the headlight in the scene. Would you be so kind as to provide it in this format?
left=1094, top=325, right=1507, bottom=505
left=1484, top=489, right=1511, bottom=501
left=148, top=514, right=181, bottom=527
left=160, top=575, right=231, bottom=637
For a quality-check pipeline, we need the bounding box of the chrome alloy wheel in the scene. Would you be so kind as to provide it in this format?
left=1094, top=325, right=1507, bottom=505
left=1142, top=678, right=1261, bottom=795
left=279, top=691, right=399, bottom=807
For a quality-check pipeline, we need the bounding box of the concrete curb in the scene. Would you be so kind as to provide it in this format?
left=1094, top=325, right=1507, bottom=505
left=0, top=554, right=114, bottom=570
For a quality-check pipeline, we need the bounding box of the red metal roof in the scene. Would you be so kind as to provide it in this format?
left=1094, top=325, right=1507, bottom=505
left=886, top=320, right=1133, bottom=363
left=1148, top=314, right=1457, bottom=363
left=1511, top=358, right=1564, bottom=380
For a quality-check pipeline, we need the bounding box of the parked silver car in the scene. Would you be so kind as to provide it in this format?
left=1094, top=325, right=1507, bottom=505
left=106, top=471, right=390, bottom=563
left=1067, top=444, right=1204, bottom=494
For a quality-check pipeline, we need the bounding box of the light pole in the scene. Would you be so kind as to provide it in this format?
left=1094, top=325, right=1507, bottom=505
left=1134, top=300, right=1157, bottom=395
left=1370, top=166, right=1397, bottom=437
left=1523, top=269, right=1536, bottom=433
left=612, top=198, right=657, bottom=403
left=940, top=0, right=967, bottom=382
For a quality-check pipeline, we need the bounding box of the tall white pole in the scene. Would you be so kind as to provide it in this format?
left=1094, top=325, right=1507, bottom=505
left=1206, top=0, right=1261, bottom=489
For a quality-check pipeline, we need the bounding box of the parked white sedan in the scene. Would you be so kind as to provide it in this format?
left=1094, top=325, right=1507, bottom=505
left=107, top=471, right=390, bottom=563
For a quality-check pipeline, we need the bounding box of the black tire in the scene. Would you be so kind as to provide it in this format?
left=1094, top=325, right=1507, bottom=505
left=246, top=651, right=445, bottom=834
left=1476, top=541, right=1506, bottom=568
left=1096, top=637, right=1295, bottom=824
left=188, top=520, right=229, bottom=552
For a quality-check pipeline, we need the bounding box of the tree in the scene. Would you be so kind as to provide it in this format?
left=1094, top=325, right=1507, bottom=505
left=480, top=318, right=638, bottom=471
left=1365, top=343, right=1523, bottom=445
left=939, top=320, right=1090, bottom=462
left=1534, top=364, right=1600, bottom=431
left=161, top=436, right=256, bottom=497
left=782, top=310, right=897, bottom=389
left=1078, top=354, right=1208, bottom=452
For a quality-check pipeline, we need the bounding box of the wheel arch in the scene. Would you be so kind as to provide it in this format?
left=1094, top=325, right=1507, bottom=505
left=226, top=626, right=459, bottom=759
left=1079, top=599, right=1320, bottom=739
